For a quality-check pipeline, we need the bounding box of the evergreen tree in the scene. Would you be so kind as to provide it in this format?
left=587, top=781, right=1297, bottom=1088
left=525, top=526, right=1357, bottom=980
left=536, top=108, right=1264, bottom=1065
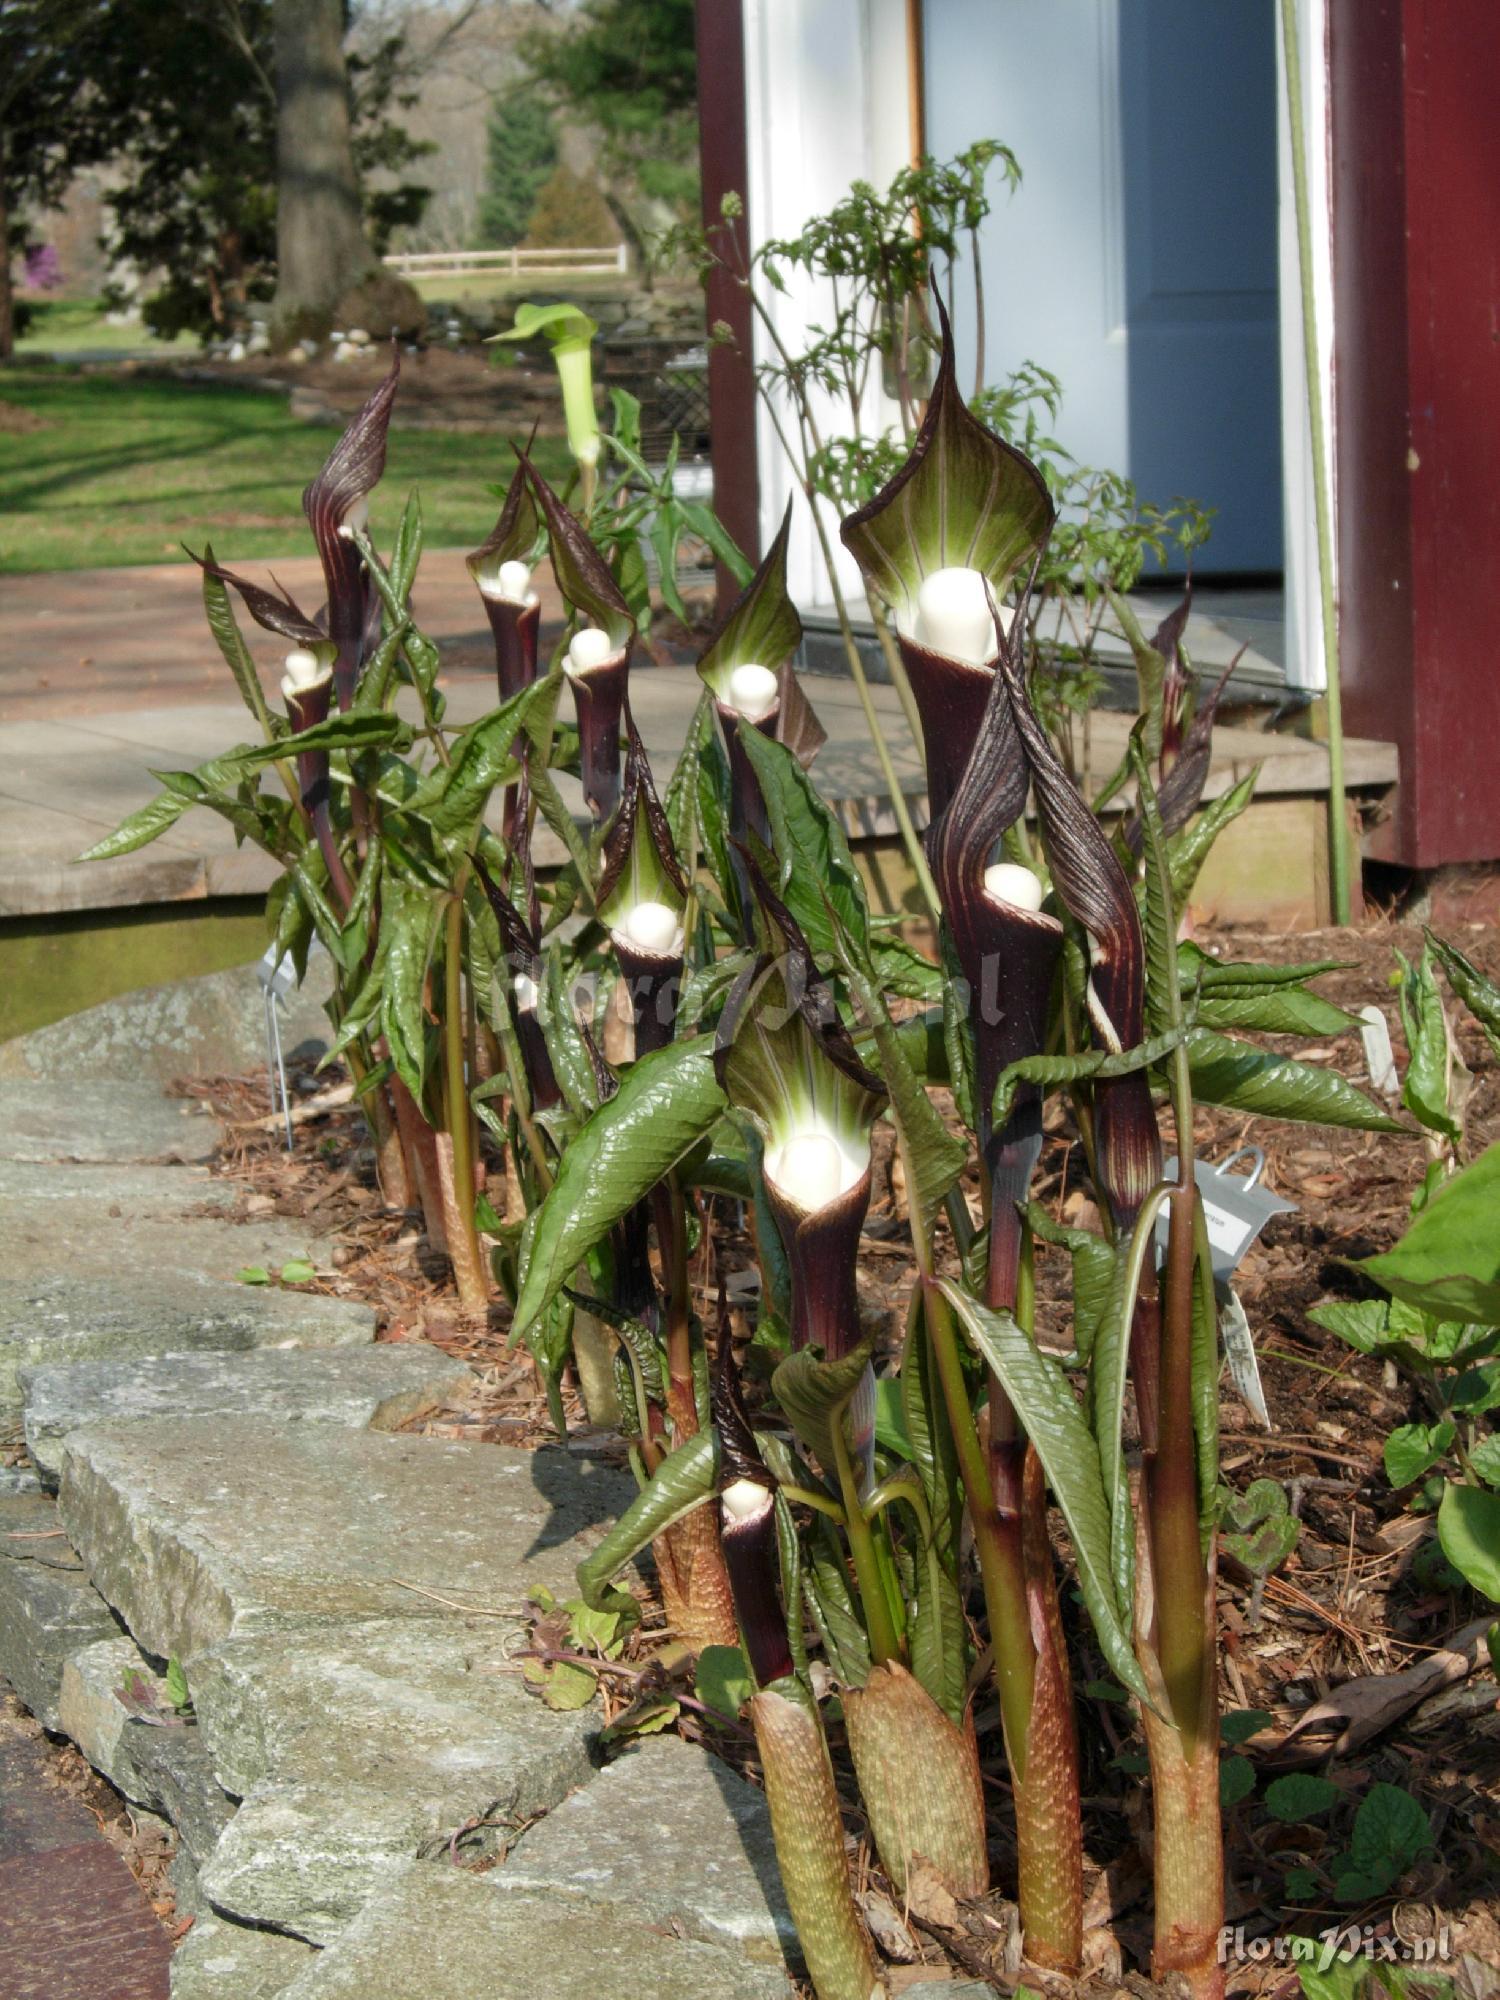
left=478, top=94, right=558, bottom=249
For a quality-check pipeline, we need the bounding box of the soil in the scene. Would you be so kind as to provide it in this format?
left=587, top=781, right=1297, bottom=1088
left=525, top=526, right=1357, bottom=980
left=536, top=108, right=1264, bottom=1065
left=12, top=913, right=1500, bottom=1991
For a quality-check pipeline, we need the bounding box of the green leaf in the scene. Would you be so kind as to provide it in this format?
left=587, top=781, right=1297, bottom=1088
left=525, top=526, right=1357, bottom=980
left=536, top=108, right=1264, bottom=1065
left=522, top=1657, right=598, bottom=1710
left=939, top=1281, right=1150, bottom=1706
left=1186, top=1028, right=1405, bottom=1132
left=1197, top=986, right=1360, bottom=1037
left=1169, top=767, right=1258, bottom=905
left=1427, top=927, right=1500, bottom=1061
left=406, top=674, right=561, bottom=837
left=1340, top=1781, right=1433, bottom=1892
left=77, top=789, right=194, bottom=862
left=380, top=877, right=444, bottom=1108
left=1437, top=1482, right=1500, bottom=1601
left=236, top=1266, right=271, bottom=1286
left=1265, top=1773, right=1341, bottom=1824
left=1219, top=1707, right=1273, bottom=1745
left=232, top=709, right=409, bottom=772
left=771, top=1341, right=872, bottom=1475
left=1469, top=1435, right=1500, bottom=1489
left=278, top=1259, right=317, bottom=1286
left=164, top=1657, right=191, bottom=1714
left=200, top=548, right=275, bottom=736
left=696, top=1643, right=754, bottom=1718
left=574, top=1428, right=720, bottom=1610
left=1384, top=1421, right=1456, bottom=1489
left=1359, top=1142, right=1500, bottom=1320
left=1398, top=946, right=1463, bottom=1145
left=1025, top=1206, right=1115, bottom=1361
left=1220, top=1754, right=1256, bottom=1807
left=514, top=1044, right=726, bottom=1338
left=1180, top=945, right=1350, bottom=993
left=735, top=726, right=869, bottom=960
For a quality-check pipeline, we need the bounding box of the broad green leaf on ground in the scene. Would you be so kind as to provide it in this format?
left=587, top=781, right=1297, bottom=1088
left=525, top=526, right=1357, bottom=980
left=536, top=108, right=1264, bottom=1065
left=573, top=1429, right=719, bottom=1609
left=512, top=1043, right=726, bottom=1336
left=1359, top=1142, right=1500, bottom=1321
left=1383, top=1421, right=1456, bottom=1489
left=1186, top=1029, right=1405, bottom=1132
left=1264, top=1772, right=1340, bottom=1823
left=939, top=1281, right=1150, bottom=1704
left=1437, top=1482, right=1500, bottom=1601
left=696, top=1644, right=754, bottom=1719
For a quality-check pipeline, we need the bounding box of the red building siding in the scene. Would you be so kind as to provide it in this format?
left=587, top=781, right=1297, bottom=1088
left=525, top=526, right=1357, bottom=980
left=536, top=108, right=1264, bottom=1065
left=1332, top=0, right=1500, bottom=866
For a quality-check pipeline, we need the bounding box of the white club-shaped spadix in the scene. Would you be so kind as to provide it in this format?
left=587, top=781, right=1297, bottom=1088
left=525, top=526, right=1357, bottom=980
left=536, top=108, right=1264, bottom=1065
left=513, top=972, right=540, bottom=1013
left=726, top=662, right=779, bottom=723
left=617, top=899, right=683, bottom=956
left=480, top=558, right=536, bottom=605
left=766, top=1125, right=868, bottom=1212
left=914, top=566, right=1013, bottom=666
left=336, top=494, right=370, bottom=542
left=281, top=647, right=330, bottom=702
left=567, top=625, right=615, bottom=675
left=982, top=861, right=1045, bottom=913
left=721, top=1476, right=770, bottom=1526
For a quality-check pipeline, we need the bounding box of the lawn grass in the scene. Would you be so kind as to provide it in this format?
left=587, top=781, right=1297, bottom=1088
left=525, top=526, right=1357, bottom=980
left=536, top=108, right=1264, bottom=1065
left=0, top=365, right=570, bottom=573
left=16, top=296, right=196, bottom=356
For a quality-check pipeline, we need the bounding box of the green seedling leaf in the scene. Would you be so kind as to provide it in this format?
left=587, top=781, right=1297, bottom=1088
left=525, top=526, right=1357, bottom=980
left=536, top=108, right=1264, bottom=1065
left=600, top=1693, right=680, bottom=1745
left=279, top=1259, right=317, bottom=1286
left=1469, top=1436, right=1500, bottom=1490
left=696, top=1643, right=754, bottom=1719
left=1221, top=1479, right=1299, bottom=1575
left=1220, top=1707, right=1274, bottom=1745
left=1265, top=1773, right=1341, bottom=1823
left=1437, top=1482, right=1500, bottom=1601
left=566, top=1599, right=627, bottom=1659
left=514, top=1043, right=726, bottom=1339
left=522, top=1657, right=599, bottom=1711
left=1359, top=1141, right=1500, bottom=1321
left=237, top=1266, right=271, bottom=1286
left=1384, top=1421, right=1456, bottom=1489
left=1331, top=1782, right=1433, bottom=1903
left=1397, top=945, right=1465, bottom=1145
left=164, top=1658, right=191, bottom=1712
left=1427, top=927, right=1500, bottom=1060
left=1220, top=1755, right=1257, bottom=1807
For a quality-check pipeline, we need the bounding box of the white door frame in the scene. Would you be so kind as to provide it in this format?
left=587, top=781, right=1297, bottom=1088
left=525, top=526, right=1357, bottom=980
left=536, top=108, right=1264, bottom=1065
left=739, top=0, right=1336, bottom=690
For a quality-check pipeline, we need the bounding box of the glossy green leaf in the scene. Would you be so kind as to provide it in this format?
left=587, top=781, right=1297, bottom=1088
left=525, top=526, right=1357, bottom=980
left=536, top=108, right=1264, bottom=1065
left=201, top=545, right=275, bottom=736
left=939, top=1280, right=1150, bottom=1705
left=1397, top=945, right=1463, bottom=1145
left=1168, top=766, right=1258, bottom=906
left=1359, top=1142, right=1500, bottom=1320
left=1026, top=1204, right=1116, bottom=1361
left=992, top=1021, right=1190, bottom=1130
left=405, top=673, right=560, bottom=837
left=380, top=877, right=444, bottom=1108
left=77, top=790, right=194, bottom=862
left=573, top=1428, right=719, bottom=1609
left=1437, top=1481, right=1500, bottom=1601
left=1196, top=986, right=1359, bottom=1037
left=513, top=1043, right=726, bottom=1337
left=1186, top=1028, right=1405, bottom=1132
left=735, top=726, right=868, bottom=960
left=1427, top=927, right=1500, bottom=1061
left=900, top=1312, right=969, bottom=1723
left=232, top=710, right=408, bottom=771
left=771, top=1341, right=872, bottom=1475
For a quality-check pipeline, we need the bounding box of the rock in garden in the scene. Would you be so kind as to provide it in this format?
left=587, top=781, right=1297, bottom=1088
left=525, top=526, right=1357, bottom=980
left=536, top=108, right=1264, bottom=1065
left=58, top=1418, right=636, bottom=1662
left=0, top=1488, right=121, bottom=1727
left=0, top=1272, right=374, bottom=1412
left=496, top=1734, right=795, bottom=1964
left=168, top=1909, right=314, bottom=2000
left=274, top=1865, right=795, bottom=1999
left=22, top=1341, right=473, bottom=1485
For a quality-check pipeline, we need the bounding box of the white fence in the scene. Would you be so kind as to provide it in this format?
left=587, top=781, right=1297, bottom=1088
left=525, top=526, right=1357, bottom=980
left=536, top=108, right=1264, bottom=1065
left=383, top=246, right=628, bottom=281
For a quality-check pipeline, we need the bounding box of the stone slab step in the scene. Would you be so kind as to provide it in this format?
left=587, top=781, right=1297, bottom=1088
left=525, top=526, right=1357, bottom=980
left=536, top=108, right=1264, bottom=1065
left=0, top=1490, right=121, bottom=1728
left=0, top=1273, right=374, bottom=1414
left=0, top=1079, right=219, bottom=1165
left=0, top=960, right=334, bottom=1087
left=497, top=1734, right=795, bottom=1966
left=22, top=1342, right=473, bottom=1486
left=277, top=1864, right=795, bottom=2000
left=58, top=1419, right=636, bottom=1663
left=0, top=1159, right=333, bottom=1289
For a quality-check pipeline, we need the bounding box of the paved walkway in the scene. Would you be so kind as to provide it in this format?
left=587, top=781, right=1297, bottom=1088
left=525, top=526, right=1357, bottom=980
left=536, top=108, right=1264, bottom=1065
left=0, top=557, right=1395, bottom=922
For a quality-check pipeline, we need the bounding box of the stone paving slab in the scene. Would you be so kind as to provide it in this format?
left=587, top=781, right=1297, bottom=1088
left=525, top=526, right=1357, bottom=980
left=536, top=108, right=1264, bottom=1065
left=277, top=1864, right=795, bottom=2000
left=187, top=1616, right=597, bottom=1807
left=0, top=1273, right=374, bottom=1414
left=59, top=1419, right=636, bottom=1662
left=0, top=1491, right=122, bottom=1728
left=0, top=1159, right=333, bottom=1289
left=22, top=1341, right=473, bottom=1485
left=168, top=1910, right=313, bottom=2000
left=497, top=1734, right=795, bottom=1964
left=0, top=960, right=333, bottom=1083
left=0, top=1080, right=219, bottom=1164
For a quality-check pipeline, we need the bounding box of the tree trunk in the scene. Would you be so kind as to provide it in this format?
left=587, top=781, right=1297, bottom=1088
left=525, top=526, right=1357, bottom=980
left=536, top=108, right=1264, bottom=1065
left=269, top=0, right=377, bottom=340
left=0, top=130, right=14, bottom=364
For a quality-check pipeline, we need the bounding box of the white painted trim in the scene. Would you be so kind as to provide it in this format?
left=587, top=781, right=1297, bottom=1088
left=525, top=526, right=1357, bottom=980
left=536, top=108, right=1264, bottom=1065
left=740, top=0, right=911, bottom=613
left=1276, top=0, right=1337, bottom=692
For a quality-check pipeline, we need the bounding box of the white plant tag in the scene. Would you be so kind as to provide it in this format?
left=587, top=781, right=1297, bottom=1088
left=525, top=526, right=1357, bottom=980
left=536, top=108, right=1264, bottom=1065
left=1156, top=1147, right=1297, bottom=1281
left=1359, top=1003, right=1400, bottom=1098
left=1218, top=1282, right=1270, bottom=1428
left=254, top=941, right=322, bottom=1150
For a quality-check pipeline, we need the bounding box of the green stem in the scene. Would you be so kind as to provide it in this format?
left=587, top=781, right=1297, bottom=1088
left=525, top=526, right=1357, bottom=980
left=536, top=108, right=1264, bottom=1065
left=442, top=878, right=486, bottom=1298
left=831, top=1412, right=903, bottom=1667
left=1281, top=0, right=1350, bottom=926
